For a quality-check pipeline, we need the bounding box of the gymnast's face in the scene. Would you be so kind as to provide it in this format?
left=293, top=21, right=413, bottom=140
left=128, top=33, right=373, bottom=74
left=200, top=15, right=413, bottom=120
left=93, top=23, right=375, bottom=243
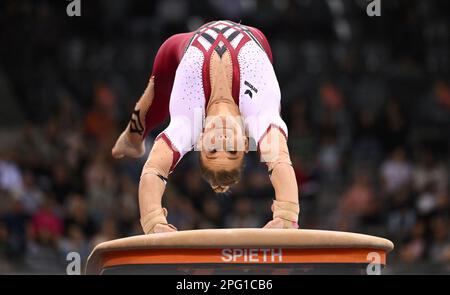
left=199, top=115, right=248, bottom=171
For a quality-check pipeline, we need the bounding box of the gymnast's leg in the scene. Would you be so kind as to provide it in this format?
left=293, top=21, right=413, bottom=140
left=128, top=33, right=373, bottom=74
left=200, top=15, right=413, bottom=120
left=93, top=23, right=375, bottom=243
left=112, top=76, right=156, bottom=159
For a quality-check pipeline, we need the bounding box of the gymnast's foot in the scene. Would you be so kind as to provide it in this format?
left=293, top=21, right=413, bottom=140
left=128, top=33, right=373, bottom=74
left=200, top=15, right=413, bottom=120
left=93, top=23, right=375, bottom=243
left=112, top=129, right=145, bottom=159
left=263, top=218, right=299, bottom=229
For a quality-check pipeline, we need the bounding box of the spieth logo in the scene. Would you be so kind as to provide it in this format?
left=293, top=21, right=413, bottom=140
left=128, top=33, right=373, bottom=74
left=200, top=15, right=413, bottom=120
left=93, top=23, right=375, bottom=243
left=366, top=0, right=381, bottom=17
left=221, top=248, right=283, bottom=263
left=66, top=0, right=81, bottom=17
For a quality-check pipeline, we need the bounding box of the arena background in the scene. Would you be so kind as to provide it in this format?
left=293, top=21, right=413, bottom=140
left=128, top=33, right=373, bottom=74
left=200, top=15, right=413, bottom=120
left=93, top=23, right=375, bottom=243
left=0, top=0, right=449, bottom=274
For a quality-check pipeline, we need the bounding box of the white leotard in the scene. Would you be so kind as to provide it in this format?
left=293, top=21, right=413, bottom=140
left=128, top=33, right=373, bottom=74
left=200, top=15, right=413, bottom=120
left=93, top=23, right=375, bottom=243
left=159, top=22, right=288, bottom=169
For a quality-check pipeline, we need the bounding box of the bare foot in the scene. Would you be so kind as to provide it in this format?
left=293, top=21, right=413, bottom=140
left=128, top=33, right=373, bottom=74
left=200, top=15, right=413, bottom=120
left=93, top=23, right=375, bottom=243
left=152, top=223, right=178, bottom=234
left=111, top=130, right=145, bottom=159
left=263, top=218, right=298, bottom=229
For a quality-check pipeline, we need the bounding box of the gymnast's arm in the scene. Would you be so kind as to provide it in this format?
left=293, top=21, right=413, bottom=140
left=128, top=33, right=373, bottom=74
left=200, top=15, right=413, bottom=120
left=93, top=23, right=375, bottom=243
left=138, top=138, right=173, bottom=218
left=259, top=127, right=299, bottom=205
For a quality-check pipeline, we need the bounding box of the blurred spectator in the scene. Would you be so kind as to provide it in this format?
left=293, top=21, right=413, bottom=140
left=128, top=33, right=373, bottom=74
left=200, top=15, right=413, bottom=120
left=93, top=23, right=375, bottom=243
left=317, top=130, right=341, bottom=180
left=18, top=170, right=44, bottom=214
left=1, top=199, right=29, bottom=265
left=0, top=154, right=23, bottom=195
left=26, top=198, right=65, bottom=273
left=416, top=182, right=439, bottom=217
left=91, top=218, right=119, bottom=247
left=0, top=220, right=13, bottom=272
left=84, top=83, right=119, bottom=147
left=387, top=187, right=417, bottom=242
left=84, top=155, right=117, bottom=220
left=225, top=198, right=261, bottom=228
left=116, top=175, right=140, bottom=234
left=50, top=163, right=73, bottom=204
left=59, top=224, right=90, bottom=263
left=380, top=146, right=413, bottom=195
left=399, top=221, right=426, bottom=263
left=179, top=168, right=208, bottom=210
left=338, top=170, right=378, bottom=227
left=352, top=110, right=382, bottom=168
left=199, top=197, right=223, bottom=229
left=64, top=194, right=97, bottom=239
left=429, top=217, right=450, bottom=263
left=379, top=100, right=409, bottom=152
left=435, top=80, right=450, bottom=111
left=165, top=192, right=199, bottom=231
left=412, top=150, right=448, bottom=195
left=246, top=168, right=272, bottom=200
left=31, top=197, right=63, bottom=241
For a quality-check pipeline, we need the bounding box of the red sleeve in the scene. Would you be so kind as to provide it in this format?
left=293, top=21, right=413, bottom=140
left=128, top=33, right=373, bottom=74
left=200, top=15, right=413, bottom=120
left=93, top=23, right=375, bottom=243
left=247, top=27, right=273, bottom=63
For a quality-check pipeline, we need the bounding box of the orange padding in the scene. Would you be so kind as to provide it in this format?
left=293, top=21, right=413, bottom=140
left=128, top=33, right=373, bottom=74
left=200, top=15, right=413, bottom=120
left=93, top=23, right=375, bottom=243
left=101, top=248, right=387, bottom=269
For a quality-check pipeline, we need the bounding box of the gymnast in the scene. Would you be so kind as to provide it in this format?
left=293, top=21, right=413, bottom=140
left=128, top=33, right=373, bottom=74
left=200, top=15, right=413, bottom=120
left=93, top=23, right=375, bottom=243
left=111, top=20, right=300, bottom=234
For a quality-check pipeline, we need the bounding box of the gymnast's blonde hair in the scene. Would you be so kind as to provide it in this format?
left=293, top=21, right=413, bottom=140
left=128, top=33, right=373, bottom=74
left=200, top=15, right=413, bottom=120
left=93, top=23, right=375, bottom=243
left=199, top=156, right=243, bottom=193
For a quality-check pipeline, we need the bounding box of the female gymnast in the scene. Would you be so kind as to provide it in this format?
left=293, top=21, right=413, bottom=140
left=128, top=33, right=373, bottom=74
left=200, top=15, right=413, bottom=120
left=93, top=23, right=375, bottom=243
left=112, top=20, right=300, bottom=234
